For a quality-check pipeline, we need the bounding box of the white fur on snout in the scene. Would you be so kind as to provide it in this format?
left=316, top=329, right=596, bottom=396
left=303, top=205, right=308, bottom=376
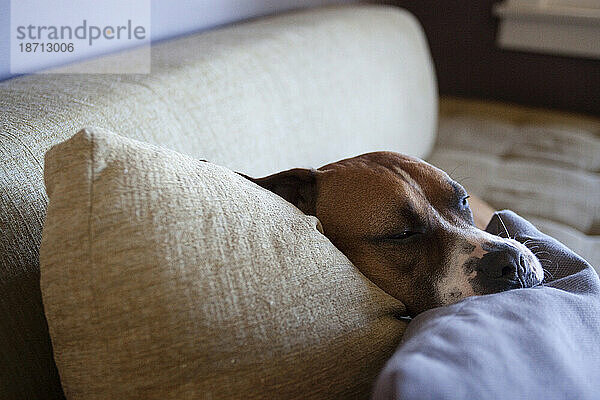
left=435, top=230, right=544, bottom=307
left=436, top=242, right=479, bottom=306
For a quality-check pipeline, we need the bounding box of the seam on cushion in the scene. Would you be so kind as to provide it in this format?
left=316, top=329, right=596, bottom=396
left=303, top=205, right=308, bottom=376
left=86, top=130, right=104, bottom=380
left=87, top=130, right=94, bottom=285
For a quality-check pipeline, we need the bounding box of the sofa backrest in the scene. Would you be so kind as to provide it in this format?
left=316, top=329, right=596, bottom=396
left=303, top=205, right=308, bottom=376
left=0, top=5, right=436, bottom=398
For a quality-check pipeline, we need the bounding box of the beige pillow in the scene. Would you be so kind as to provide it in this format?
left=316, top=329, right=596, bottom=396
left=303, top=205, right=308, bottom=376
left=41, top=128, right=407, bottom=399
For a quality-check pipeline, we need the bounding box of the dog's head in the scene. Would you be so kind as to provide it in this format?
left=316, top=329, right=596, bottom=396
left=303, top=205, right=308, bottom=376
left=243, top=151, right=543, bottom=316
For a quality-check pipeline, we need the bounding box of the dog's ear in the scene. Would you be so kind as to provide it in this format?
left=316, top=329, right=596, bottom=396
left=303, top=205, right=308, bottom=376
left=238, top=168, right=319, bottom=216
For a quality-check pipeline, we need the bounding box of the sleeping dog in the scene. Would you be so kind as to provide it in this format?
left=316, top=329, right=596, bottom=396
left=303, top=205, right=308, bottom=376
left=242, top=151, right=544, bottom=316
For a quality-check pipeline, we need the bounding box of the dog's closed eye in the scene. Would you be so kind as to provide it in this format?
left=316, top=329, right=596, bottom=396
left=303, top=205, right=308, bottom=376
left=370, top=229, right=424, bottom=244
left=388, top=231, right=421, bottom=240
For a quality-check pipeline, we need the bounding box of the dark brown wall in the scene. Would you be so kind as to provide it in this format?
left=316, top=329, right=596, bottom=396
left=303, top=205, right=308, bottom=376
left=375, top=0, right=600, bottom=116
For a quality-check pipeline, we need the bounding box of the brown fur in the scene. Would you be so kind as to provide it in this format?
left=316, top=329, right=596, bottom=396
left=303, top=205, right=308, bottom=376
left=243, top=152, right=543, bottom=316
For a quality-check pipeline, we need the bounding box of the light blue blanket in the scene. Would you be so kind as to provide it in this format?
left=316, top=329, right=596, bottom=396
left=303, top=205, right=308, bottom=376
left=372, top=210, right=600, bottom=400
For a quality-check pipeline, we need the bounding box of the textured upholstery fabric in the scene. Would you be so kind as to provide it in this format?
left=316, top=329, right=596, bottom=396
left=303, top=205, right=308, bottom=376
left=428, top=98, right=600, bottom=269
left=40, top=128, right=408, bottom=399
left=0, top=6, right=435, bottom=397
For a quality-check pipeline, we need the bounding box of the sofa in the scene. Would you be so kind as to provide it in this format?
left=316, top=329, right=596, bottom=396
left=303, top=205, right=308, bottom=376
left=0, top=5, right=436, bottom=398
left=1, top=4, right=598, bottom=399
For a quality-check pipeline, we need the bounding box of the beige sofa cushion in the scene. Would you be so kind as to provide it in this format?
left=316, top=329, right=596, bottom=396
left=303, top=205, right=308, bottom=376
left=40, top=128, right=407, bottom=399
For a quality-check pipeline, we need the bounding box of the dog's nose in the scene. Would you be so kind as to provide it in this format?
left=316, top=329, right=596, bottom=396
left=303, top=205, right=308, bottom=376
left=478, top=246, right=529, bottom=286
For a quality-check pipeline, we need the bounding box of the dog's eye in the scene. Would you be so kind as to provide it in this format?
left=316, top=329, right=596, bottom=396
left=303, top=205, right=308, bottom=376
left=388, top=231, right=419, bottom=240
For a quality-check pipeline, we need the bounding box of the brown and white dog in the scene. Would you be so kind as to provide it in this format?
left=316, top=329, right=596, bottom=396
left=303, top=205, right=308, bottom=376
left=242, top=151, right=543, bottom=316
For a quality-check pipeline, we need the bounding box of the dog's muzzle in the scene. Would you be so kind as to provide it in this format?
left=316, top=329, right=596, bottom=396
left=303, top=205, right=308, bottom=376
left=475, top=241, right=543, bottom=291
